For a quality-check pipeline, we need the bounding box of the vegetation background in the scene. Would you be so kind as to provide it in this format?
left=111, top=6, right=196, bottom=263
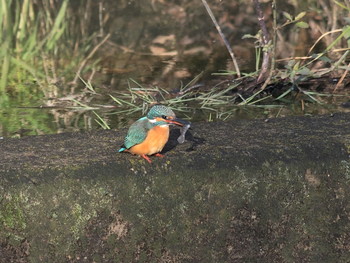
left=0, top=0, right=349, bottom=137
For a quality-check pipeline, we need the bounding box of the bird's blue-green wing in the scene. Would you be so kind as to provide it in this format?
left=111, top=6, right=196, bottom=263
left=123, top=117, right=151, bottom=149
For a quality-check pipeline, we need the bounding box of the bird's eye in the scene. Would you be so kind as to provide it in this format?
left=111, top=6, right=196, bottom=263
left=162, top=115, right=168, bottom=119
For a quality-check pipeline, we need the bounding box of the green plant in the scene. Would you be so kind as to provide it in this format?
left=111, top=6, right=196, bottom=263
left=0, top=0, right=69, bottom=93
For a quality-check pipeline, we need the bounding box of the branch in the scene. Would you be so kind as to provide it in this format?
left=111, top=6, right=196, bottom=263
left=201, top=0, right=241, bottom=77
left=253, top=0, right=271, bottom=83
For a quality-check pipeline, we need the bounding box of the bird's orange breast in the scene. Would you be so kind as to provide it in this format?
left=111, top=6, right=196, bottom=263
left=128, top=125, right=169, bottom=156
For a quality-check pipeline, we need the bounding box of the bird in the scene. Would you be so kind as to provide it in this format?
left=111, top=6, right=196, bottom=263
left=118, top=104, right=189, bottom=163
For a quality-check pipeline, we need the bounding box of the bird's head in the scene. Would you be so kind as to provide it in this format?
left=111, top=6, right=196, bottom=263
left=147, top=105, right=188, bottom=126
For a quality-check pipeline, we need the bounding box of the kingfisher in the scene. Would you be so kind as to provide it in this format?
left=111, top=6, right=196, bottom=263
left=118, top=104, right=189, bottom=163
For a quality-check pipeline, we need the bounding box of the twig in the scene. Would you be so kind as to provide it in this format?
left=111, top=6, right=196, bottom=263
left=260, top=0, right=277, bottom=90
left=276, top=46, right=350, bottom=62
left=253, top=0, right=271, bottom=83
left=72, top=33, right=111, bottom=85
left=201, top=0, right=241, bottom=77
left=308, top=29, right=342, bottom=55
left=270, top=0, right=277, bottom=72
left=98, top=1, right=104, bottom=37
left=333, top=54, right=350, bottom=93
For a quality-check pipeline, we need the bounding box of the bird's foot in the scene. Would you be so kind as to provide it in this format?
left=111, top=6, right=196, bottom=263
left=154, top=153, right=164, bottom=158
left=141, top=154, right=152, bottom=163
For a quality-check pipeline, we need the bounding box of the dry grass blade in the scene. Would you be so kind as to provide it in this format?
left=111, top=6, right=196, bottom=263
left=93, top=111, right=110, bottom=129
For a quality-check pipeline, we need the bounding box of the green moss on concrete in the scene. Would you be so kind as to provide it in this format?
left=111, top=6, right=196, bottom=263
left=2, top=159, right=349, bottom=262
left=0, top=195, right=26, bottom=231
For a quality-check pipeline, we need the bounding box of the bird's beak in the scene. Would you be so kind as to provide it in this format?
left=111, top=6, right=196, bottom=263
left=165, top=118, right=191, bottom=127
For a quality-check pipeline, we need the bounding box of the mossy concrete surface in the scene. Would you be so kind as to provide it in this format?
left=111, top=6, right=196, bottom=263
left=0, top=113, right=350, bottom=262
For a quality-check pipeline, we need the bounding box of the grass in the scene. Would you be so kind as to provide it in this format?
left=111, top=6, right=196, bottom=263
left=0, top=0, right=70, bottom=95
left=73, top=72, right=346, bottom=130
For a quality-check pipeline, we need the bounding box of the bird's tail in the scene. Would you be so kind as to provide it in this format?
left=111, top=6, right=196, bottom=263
left=118, top=147, right=126, bottom=152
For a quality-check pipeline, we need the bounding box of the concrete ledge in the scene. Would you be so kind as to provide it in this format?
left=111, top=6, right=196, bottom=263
left=0, top=113, right=349, bottom=262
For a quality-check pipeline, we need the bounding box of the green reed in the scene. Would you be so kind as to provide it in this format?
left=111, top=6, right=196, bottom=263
left=0, top=0, right=69, bottom=98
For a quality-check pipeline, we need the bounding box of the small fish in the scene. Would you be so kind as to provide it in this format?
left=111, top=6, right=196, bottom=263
left=177, top=122, right=191, bottom=144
